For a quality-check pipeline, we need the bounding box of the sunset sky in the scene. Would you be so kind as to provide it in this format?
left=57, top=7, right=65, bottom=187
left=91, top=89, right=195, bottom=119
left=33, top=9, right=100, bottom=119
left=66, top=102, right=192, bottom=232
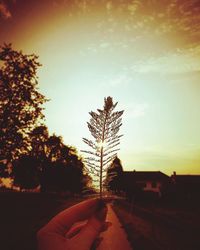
left=0, top=0, right=200, bottom=175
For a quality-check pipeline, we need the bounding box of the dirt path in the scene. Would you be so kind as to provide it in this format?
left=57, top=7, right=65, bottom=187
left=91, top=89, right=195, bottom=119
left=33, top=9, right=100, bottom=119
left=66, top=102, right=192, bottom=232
left=97, top=204, right=132, bottom=250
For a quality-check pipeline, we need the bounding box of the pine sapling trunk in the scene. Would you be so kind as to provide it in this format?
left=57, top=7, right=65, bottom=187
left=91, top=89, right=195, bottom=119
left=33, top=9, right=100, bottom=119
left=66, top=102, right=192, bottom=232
left=100, top=146, right=103, bottom=199
left=99, top=112, right=108, bottom=199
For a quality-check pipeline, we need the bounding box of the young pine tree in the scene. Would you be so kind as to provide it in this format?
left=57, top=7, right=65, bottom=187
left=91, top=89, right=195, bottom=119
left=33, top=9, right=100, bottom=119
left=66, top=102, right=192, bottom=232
left=82, top=97, right=124, bottom=198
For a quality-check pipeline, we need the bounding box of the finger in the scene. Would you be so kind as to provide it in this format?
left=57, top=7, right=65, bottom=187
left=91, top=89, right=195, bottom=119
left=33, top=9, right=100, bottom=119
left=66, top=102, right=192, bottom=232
left=40, top=198, right=100, bottom=236
left=37, top=231, right=66, bottom=250
left=67, top=207, right=110, bottom=238
left=66, top=222, right=86, bottom=239
left=67, top=205, right=108, bottom=250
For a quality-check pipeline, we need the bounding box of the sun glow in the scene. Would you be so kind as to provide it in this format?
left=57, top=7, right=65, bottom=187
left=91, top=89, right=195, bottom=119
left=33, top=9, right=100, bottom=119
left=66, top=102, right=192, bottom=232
left=97, top=141, right=107, bottom=150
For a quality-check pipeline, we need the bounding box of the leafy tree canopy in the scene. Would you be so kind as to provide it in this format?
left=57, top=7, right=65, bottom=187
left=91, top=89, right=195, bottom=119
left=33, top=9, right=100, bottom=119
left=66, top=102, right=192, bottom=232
left=0, top=44, right=47, bottom=164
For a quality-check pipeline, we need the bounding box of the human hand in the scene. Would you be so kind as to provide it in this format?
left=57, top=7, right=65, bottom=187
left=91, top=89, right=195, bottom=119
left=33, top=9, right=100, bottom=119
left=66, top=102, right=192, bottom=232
left=37, top=198, right=110, bottom=250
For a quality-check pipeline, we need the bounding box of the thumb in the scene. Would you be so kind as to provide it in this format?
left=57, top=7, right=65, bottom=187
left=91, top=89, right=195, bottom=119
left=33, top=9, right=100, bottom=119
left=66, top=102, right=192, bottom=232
left=68, top=204, right=107, bottom=250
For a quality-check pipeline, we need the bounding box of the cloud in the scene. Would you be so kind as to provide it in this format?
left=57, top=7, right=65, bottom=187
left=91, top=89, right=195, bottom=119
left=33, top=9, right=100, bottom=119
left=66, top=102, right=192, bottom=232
left=127, top=1, right=141, bottom=15
left=0, top=2, right=11, bottom=19
left=99, top=42, right=110, bottom=48
left=131, top=45, right=200, bottom=74
left=126, top=103, right=149, bottom=119
left=106, top=1, right=112, bottom=11
left=108, top=75, right=132, bottom=87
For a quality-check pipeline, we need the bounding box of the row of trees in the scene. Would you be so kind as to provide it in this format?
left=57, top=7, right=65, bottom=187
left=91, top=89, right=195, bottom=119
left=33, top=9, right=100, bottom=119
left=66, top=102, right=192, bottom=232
left=0, top=44, right=91, bottom=193
left=13, top=126, right=92, bottom=192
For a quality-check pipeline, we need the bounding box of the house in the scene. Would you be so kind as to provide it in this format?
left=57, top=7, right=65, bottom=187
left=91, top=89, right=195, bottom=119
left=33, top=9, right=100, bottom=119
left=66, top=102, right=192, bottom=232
left=122, top=170, right=170, bottom=197
left=171, top=172, right=200, bottom=199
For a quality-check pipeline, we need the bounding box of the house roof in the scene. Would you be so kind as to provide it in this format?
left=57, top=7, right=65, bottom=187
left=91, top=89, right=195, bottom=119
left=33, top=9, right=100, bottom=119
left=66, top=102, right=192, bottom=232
left=123, top=171, right=169, bottom=182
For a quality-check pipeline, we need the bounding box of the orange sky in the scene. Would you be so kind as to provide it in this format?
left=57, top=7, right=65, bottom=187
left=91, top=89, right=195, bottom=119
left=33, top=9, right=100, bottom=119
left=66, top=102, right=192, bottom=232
left=0, top=0, right=200, bottom=175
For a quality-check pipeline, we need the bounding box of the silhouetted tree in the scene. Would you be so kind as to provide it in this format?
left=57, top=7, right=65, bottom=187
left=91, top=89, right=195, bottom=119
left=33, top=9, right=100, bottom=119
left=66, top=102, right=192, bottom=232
left=0, top=44, right=92, bottom=192
left=0, top=44, right=47, bottom=175
left=45, top=135, right=63, bottom=162
left=82, top=172, right=93, bottom=192
left=29, top=125, right=49, bottom=161
left=13, top=131, right=91, bottom=192
left=106, top=156, right=123, bottom=193
left=82, top=96, right=124, bottom=198
left=13, top=154, right=40, bottom=190
left=37, top=134, right=89, bottom=194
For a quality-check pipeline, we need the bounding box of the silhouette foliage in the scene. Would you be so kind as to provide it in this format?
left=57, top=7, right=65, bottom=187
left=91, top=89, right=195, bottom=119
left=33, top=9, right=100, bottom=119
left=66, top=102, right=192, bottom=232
left=13, top=154, right=40, bottom=189
left=0, top=44, right=47, bottom=167
left=106, top=156, right=124, bottom=193
left=82, top=96, right=124, bottom=198
left=28, top=128, right=89, bottom=193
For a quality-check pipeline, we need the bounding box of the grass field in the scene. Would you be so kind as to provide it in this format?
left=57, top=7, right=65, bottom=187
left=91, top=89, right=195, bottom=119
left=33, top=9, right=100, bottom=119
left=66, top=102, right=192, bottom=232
left=0, top=192, right=82, bottom=250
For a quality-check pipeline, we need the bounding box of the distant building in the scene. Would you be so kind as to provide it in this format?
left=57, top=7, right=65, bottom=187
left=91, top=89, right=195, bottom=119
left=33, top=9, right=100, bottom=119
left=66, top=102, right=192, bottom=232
left=171, top=171, right=200, bottom=199
left=122, top=170, right=170, bottom=197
